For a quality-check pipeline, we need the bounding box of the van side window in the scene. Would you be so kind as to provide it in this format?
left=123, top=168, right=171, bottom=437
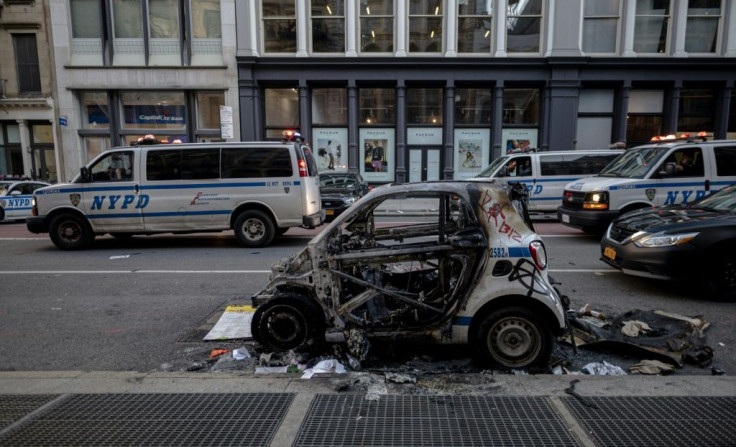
left=714, top=146, right=736, bottom=176
left=539, top=155, right=566, bottom=175
left=661, top=148, right=704, bottom=177
left=562, top=153, right=619, bottom=175
left=221, top=147, right=292, bottom=178
left=181, top=149, right=220, bottom=179
left=147, top=150, right=181, bottom=181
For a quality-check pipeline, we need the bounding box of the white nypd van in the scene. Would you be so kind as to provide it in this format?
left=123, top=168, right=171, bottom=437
left=27, top=137, right=323, bottom=250
left=469, top=149, right=622, bottom=213
left=558, top=134, right=736, bottom=232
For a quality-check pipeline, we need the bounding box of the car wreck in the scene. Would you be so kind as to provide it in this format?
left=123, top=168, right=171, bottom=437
left=251, top=181, right=570, bottom=369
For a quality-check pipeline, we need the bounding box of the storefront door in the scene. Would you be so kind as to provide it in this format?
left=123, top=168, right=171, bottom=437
left=409, top=147, right=441, bottom=182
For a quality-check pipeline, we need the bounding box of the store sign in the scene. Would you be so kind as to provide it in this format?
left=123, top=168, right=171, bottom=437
left=407, top=128, right=442, bottom=145
left=123, top=105, right=186, bottom=125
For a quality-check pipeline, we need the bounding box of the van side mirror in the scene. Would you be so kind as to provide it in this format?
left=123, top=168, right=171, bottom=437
left=80, top=167, right=91, bottom=183
left=659, top=162, right=676, bottom=177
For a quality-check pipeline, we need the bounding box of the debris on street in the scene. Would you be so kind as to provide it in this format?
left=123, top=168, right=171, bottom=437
left=629, top=360, right=675, bottom=375
left=582, top=361, right=627, bottom=376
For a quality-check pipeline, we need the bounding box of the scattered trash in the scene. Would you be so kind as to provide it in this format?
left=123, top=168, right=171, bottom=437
left=711, top=367, right=726, bottom=376
left=552, top=365, right=564, bottom=375
left=233, top=348, right=251, bottom=360
left=621, top=320, right=652, bottom=337
left=109, top=255, right=130, bottom=260
left=629, top=359, right=675, bottom=375
left=683, top=346, right=714, bottom=367
left=209, top=349, right=230, bottom=359
left=577, top=303, right=606, bottom=320
left=346, top=354, right=361, bottom=371
left=582, top=361, right=627, bottom=376
left=255, top=366, right=288, bottom=374
left=385, top=373, right=417, bottom=384
left=203, top=305, right=255, bottom=341
left=718, top=342, right=726, bottom=347
left=301, top=359, right=347, bottom=379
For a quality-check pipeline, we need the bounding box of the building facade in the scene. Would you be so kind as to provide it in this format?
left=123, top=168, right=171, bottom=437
left=236, top=0, right=736, bottom=183
left=47, top=0, right=239, bottom=182
left=0, top=0, right=57, bottom=182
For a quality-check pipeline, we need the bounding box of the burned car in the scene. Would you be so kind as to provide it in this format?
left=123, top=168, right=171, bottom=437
left=251, top=181, right=569, bottom=369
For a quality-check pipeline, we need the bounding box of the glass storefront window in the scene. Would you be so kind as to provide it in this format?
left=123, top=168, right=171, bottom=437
left=409, top=0, right=443, bottom=53
left=634, top=0, right=670, bottom=54
left=81, top=92, right=110, bottom=129
left=502, top=89, right=539, bottom=125
left=263, top=0, right=297, bottom=53
left=83, top=137, right=111, bottom=163
left=506, top=0, right=542, bottom=53
left=0, top=123, right=23, bottom=176
left=121, top=91, right=187, bottom=130
left=359, top=88, right=396, bottom=124
left=407, top=88, right=443, bottom=125
left=31, top=124, right=54, bottom=144
left=360, top=0, right=393, bottom=53
left=455, top=88, right=491, bottom=125
left=312, top=89, right=347, bottom=125
left=457, top=0, right=492, bottom=53
left=265, top=88, right=299, bottom=138
left=197, top=92, right=225, bottom=129
left=311, top=0, right=345, bottom=53
left=678, top=89, right=715, bottom=132
left=685, top=0, right=721, bottom=53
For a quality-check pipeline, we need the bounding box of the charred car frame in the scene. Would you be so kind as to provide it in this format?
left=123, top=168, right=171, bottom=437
left=251, top=181, right=569, bottom=368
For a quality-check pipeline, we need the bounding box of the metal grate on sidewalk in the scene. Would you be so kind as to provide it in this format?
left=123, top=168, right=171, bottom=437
left=294, top=394, right=581, bottom=447
left=563, top=396, right=736, bottom=447
left=0, top=393, right=294, bottom=447
left=0, top=395, right=60, bottom=430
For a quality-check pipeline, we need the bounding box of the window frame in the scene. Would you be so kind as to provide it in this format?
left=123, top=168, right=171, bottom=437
left=582, top=0, right=621, bottom=54
left=456, top=0, right=493, bottom=54
left=12, top=33, right=42, bottom=95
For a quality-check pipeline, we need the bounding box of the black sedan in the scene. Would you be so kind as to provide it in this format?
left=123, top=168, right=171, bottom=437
left=319, top=172, right=369, bottom=221
left=601, top=183, right=736, bottom=301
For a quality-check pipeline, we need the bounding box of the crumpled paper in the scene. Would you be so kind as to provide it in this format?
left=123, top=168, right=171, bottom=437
left=301, top=359, right=347, bottom=379
left=629, top=359, right=675, bottom=375
left=582, top=361, right=627, bottom=376
left=621, top=320, right=652, bottom=337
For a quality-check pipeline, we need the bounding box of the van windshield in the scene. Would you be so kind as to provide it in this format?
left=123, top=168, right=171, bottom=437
left=475, top=156, right=509, bottom=178
left=598, top=146, right=668, bottom=179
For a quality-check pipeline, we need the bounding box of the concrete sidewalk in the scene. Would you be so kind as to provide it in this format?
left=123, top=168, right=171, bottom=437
left=1, top=372, right=734, bottom=446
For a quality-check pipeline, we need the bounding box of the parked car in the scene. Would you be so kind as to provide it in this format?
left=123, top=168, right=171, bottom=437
left=319, top=172, right=369, bottom=221
left=601, top=183, right=736, bottom=301
left=251, top=181, right=570, bottom=369
left=0, top=178, right=50, bottom=222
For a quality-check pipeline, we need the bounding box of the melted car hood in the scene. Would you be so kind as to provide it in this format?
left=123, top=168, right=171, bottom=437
left=320, top=188, right=359, bottom=199
left=614, top=206, right=736, bottom=232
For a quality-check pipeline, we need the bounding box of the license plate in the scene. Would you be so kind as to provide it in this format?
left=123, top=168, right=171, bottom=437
left=325, top=209, right=334, bottom=215
left=603, top=246, right=616, bottom=260
left=561, top=213, right=570, bottom=223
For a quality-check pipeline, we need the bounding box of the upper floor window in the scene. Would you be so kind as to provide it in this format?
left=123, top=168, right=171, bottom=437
left=69, top=0, right=222, bottom=66
left=634, top=0, right=670, bottom=54
left=685, top=0, right=721, bottom=53
left=311, top=0, right=345, bottom=52
left=583, top=0, right=621, bottom=54
left=263, top=0, right=297, bottom=53
left=409, top=0, right=443, bottom=53
left=360, top=0, right=394, bottom=53
left=506, top=0, right=542, bottom=53
left=457, top=0, right=492, bottom=54
left=12, top=34, right=41, bottom=95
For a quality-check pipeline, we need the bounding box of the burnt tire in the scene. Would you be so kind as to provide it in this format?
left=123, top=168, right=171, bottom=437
left=474, top=306, right=553, bottom=369
left=49, top=213, right=95, bottom=250
left=234, top=210, right=275, bottom=247
left=702, top=252, right=736, bottom=302
left=251, top=294, right=325, bottom=352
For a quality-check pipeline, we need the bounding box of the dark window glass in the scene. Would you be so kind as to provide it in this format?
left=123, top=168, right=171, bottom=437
left=714, top=147, right=736, bottom=176
left=503, top=89, right=539, bottom=125
left=626, top=115, right=662, bottom=146
left=147, top=150, right=182, bottom=181
left=678, top=89, right=715, bottom=132
left=12, top=34, right=41, bottom=94
left=221, top=147, right=293, bottom=178
left=562, top=153, right=620, bottom=175
left=539, top=155, right=566, bottom=176
left=455, top=88, right=492, bottom=125
left=181, top=149, right=220, bottom=179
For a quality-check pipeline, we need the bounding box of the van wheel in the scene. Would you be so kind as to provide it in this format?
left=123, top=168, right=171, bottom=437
left=49, top=213, right=95, bottom=250
left=474, top=307, right=552, bottom=369
left=251, top=294, right=325, bottom=352
left=234, top=210, right=275, bottom=247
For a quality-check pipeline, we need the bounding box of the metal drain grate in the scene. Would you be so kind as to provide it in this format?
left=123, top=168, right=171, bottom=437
left=563, top=396, right=736, bottom=447
left=0, top=395, right=60, bottom=430
left=0, top=393, right=294, bottom=447
left=294, top=394, right=581, bottom=447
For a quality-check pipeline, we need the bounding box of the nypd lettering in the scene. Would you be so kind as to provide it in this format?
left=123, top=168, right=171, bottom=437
left=664, top=189, right=707, bottom=205
left=91, top=194, right=150, bottom=210
left=0, top=197, right=31, bottom=209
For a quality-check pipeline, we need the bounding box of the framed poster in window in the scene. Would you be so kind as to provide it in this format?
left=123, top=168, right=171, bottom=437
left=502, top=128, right=538, bottom=153
left=454, top=128, right=490, bottom=179
left=359, top=128, right=395, bottom=182
left=312, top=128, right=348, bottom=172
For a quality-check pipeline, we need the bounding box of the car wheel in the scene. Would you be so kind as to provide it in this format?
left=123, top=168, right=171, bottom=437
left=703, top=253, right=736, bottom=302
left=233, top=210, right=275, bottom=247
left=251, top=294, right=325, bottom=352
left=49, top=213, right=95, bottom=250
left=474, top=306, right=553, bottom=369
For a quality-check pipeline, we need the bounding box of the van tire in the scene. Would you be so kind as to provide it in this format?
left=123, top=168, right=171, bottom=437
left=49, top=213, right=95, bottom=250
left=234, top=210, right=275, bottom=247
left=474, top=306, right=553, bottom=369
left=251, top=294, right=325, bottom=352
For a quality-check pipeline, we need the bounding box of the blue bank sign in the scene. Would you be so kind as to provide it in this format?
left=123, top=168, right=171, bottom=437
left=123, top=105, right=186, bottom=125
